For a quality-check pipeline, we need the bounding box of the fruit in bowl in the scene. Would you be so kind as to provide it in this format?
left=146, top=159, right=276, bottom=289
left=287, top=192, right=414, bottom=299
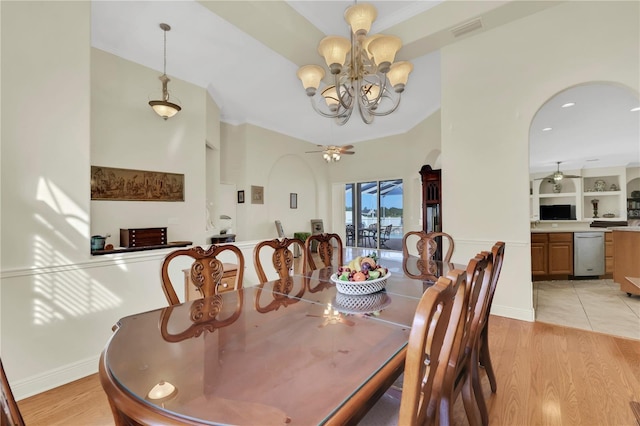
left=337, top=255, right=389, bottom=282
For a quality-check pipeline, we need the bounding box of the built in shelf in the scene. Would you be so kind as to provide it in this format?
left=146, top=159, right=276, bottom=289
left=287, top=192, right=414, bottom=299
left=91, top=241, right=192, bottom=256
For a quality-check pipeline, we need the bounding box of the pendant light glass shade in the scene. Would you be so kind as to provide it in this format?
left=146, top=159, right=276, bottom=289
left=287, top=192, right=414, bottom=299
left=367, top=35, right=402, bottom=72
left=387, top=61, right=414, bottom=91
left=344, top=3, right=377, bottom=36
left=297, top=65, right=325, bottom=95
left=318, top=36, right=351, bottom=71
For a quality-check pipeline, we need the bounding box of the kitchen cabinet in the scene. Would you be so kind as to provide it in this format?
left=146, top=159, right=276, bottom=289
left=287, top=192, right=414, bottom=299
left=531, top=232, right=573, bottom=279
left=605, top=232, right=614, bottom=275
left=548, top=233, right=573, bottom=275
left=531, top=233, right=548, bottom=276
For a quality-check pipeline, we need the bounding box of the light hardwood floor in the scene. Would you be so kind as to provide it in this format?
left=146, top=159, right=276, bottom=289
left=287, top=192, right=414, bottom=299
left=16, top=315, right=640, bottom=425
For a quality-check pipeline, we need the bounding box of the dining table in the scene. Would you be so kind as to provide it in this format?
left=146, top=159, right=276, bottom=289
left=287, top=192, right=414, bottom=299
left=99, top=248, right=461, bottom=425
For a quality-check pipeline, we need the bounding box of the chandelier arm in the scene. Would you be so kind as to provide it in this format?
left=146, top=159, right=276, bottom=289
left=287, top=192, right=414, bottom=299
left=368, top=95, right=402, bottom=117
left=334, top=75, right=353, bottom=111
left=336, top=106, right=353, bottom=126
left=309, top=98, right=345, bottom=119
left=355, top=80, right=375, bottom=124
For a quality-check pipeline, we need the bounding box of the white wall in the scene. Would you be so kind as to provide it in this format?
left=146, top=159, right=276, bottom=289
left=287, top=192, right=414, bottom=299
left=441, top=1, right=640, bottom=320
left=90, top=48, right=209, bottom=246
left=1, top=1, right=91, bottom=270
left=221, top=122, right=330, bottom=240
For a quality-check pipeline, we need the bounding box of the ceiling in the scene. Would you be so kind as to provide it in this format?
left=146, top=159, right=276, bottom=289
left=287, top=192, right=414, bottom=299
left=529, top=83, right=640, bottom=174
left=91, top=1, right=638, bottom=170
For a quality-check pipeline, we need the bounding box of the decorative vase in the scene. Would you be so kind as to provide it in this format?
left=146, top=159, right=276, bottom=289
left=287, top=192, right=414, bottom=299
left=594, top=180, right=606, bottom=192
left=591, top=199, right=599, bottom=218
left=552, top=183, right=562, bottom=193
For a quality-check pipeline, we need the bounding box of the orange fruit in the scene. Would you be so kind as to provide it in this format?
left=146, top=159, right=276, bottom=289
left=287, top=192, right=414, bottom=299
left=353, top=272, right=366, bottom=282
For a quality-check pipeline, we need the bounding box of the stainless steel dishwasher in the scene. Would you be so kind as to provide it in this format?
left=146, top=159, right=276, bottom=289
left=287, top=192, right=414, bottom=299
left=573, top=232, right=605, bottom=276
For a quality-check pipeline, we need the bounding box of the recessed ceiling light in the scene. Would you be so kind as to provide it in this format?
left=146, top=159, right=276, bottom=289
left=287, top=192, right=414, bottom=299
left=631, top=106, right=640, bottom=112
left=561, top=102, right=575, bottom=108
left=586, top=158, right=599, bottom=162
left=542, top=127, right=552, bottom=132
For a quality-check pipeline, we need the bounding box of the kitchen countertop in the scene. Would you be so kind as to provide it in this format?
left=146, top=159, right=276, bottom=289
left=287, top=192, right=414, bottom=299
left=531, top=228, right=610, bottom=233
left=609, top=226, right=640, bottom=232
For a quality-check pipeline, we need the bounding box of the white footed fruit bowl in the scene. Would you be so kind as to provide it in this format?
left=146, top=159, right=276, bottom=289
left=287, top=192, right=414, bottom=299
left=330, top=272, right=390, bottom=295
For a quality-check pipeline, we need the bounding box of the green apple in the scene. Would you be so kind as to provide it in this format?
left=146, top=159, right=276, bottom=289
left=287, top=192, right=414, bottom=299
left=368, top=270, right=381, bottom=280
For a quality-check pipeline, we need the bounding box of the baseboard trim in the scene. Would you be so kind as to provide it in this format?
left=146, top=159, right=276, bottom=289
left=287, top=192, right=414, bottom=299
left=13, top=355, right=99, bottom=401
left=491, top=304, right=535, bottom=322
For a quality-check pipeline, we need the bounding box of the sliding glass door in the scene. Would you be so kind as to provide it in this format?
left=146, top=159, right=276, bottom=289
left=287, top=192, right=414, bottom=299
left=344, top=179, right=403, bottom=251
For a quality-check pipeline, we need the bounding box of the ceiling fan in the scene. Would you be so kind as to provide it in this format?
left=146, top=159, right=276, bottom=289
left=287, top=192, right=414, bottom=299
left=535, top=161, right=581, bottom=182
left=305, top=144, right=355, bottom=162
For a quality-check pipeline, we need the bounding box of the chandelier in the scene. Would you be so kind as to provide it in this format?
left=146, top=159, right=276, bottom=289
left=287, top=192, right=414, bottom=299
left=296, top=3, right=413, bottom=125
left=149, top=23, right=181, bottom=120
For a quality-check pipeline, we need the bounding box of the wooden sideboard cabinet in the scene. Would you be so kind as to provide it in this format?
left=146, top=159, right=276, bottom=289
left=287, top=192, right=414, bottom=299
left=183, top=263, right=238, bottom=301
left=531, top=232, right=574, bottom=279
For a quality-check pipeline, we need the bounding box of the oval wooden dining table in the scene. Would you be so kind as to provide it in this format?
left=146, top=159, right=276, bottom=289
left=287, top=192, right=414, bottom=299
left=99, top=248, right=461, bottom=425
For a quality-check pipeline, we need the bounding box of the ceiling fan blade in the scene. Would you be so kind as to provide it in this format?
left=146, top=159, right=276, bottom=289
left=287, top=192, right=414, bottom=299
left=341, top=151, right=355, bottom=155
left=341, top=144, right=354, bottom=150
left=563, top=174, right=581, bottom=178
left=305, top=150, right=325, bottom=153
left=534, top=175, right=554, bottom=180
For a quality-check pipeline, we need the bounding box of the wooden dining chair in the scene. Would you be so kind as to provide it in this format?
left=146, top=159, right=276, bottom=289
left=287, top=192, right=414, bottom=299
left=397, top=269, right=467, bottom=425
left=439, top=251, right=494, bottom=426
left=253, top=238, right=306, bottom=313
left=304, top=232, right=343, bottom=271
left=161, top=245, right=245, bottom=306
left=1, top=358, right=25, bottom=426
left=254, top=237, right=306, bottom=283
left=478, top=241, right=506, bottom=396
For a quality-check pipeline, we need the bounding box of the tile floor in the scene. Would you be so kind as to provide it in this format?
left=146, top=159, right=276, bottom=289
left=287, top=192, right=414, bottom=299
left=534, top=278, right=640, bottom=340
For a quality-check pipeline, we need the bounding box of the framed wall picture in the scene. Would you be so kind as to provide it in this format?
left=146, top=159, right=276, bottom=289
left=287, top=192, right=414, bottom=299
left=251, top=185, right=264, bottom=204
left=290, top=193, right=297, bottom=209
left=310, top=219, right=324, bottom=235
left=90, top=166, right=184, bottom=201
left=237, top=190, right=245, bottom=203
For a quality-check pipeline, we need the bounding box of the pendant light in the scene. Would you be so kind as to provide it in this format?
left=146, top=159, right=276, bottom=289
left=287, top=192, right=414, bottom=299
left=149, top=23, right=181, bottom=120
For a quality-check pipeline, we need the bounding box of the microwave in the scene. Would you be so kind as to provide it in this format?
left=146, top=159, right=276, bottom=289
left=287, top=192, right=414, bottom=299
left=540, top=204, right=576, bottom=220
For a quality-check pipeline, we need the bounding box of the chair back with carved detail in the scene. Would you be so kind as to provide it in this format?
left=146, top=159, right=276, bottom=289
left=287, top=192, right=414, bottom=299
left=253, top=238, right=306, bottom=284
left=402, top=230, right=454, bottom=263
left=161, top=245, right=245, bottom=306
left=1, top=358, right=25, bottom=426
left=401, top=231, right=454, bottom=281
left=398, top=269, right=467, bottom=426
left=304, top=233, right=343, bottom=272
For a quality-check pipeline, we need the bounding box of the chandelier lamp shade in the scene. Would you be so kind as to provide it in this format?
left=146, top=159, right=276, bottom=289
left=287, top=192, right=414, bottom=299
left=296, top=3, right=413, bottom=125
left=149, top=23, right=181, bottom=120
